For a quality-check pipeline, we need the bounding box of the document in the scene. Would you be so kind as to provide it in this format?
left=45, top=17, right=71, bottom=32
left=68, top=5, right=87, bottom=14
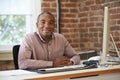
left=0, top=69, right=34, bottom=76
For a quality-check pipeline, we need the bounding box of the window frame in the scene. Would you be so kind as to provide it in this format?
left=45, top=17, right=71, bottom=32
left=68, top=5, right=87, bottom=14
left=0, top=0, right=41, bottom=52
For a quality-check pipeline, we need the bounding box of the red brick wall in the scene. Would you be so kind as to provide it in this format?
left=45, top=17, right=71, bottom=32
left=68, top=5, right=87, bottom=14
left=41, top=0, right=120, bottom=52
left=78, top=0, right=120, bottom=52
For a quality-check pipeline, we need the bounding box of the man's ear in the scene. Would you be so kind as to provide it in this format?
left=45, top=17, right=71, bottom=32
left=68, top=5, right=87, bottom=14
left=36, top=22, right=38, bottom=28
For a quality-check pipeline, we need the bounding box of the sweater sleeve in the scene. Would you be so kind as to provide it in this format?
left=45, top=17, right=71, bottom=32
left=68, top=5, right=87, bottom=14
left=60, top=34, right=80, bottom=65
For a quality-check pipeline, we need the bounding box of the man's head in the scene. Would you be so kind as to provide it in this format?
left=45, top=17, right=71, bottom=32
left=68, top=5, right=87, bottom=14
left=36, top=12, right=55, bottom=37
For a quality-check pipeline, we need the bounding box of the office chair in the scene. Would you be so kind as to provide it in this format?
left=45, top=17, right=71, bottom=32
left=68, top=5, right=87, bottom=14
left=12, top=45, right=20, bottom=69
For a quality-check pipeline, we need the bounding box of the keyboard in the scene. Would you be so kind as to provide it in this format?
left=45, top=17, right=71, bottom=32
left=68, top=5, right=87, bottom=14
left=37, top=64, right=97, bottom=74
left=107, top=56, right=120, bottom=62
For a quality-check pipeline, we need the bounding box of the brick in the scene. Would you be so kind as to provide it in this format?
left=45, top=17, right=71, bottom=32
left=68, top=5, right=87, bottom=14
left=80, top=18, right=88, bottom=22
left=110, top=20, right=117, bottom=25
left=60, top=24, right=65, bottom=28
left=80, top=38, right=89, bottom=42
left=88, top=33, right=98, bottom=37
left=86, top=0, right=95, bottom=5
left=79, top=7, right=90, bottom=11
left=90, top=17, right=99, bottom=21
left=89, top=10, right=103, bottom=17
left=65, top=24, right=78, bottom=28
left=110, top=1, right=120, bottom=7
left=95, top=0, right=104, bottom=4
left=117, top=20, right=120, bottom=24
left=79, top=12, right=88, bottom=17
left=43, top=0, right=55, bottom=1
left=70, top=19, right=78, bottom=23
left=89, top=28, right=99, bottom=32
left=60, top=19, right=69, bottom=23
left=65, top=3, right=77, bottom=7
left=113, top=37, right=120, bottom=41
left=81, top=33, right=89, bottom=37
left=60, top=0, right=69, bottom=2
left=64, top=34, right=71, bottom=38
left=51, top=2, right=56, bottom=7
left=61, top=28, right=69, bottom=33
left=61, top=8, right=69, bottom=13
left=70, top=9, right=78, bottom=13
left=110, top=8, right=117, bottom=14
left=42, top=3, right=50, bottom=7
left=117, top=44, right=120, bottom=48
left=110, top=14, right=120, bottom=19
left=117, top=8, right=120, bottom=13
left=70, top=33, right=79, bottom=38
left=90, top=5, right=102, bottom=10
left=73, top=39, right=80, bottom=43
left=86, top=23, right=95, bottom=27
left=111, top=26, right=120, bottom=30
left=79, top=23, right=85, bottom=28
left=96, top=22, right=103, bottom=26
left=65, top=14, right=76, bottom=18
left=60, top=14, right=65, bottom=18
left=113, top=32, right=120, bottom=37
left=94, top=43, right=102, bottom=47
left=69, top=0, right=79, bottom=2
left=60, top=3, right=65, bottom=7
left=42, top=8, right=56, bottom=12
left=79, top=28, right=88, bottom=32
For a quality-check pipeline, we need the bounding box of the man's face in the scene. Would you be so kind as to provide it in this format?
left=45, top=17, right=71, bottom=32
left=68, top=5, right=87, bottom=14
left=36, top=14, right=55, bottom=37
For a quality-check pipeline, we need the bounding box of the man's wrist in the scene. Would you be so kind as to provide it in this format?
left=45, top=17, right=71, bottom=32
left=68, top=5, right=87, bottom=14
left=70, top=59, right=75, bottom=65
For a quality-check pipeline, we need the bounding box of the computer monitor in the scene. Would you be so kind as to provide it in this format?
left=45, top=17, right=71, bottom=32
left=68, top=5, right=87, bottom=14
left=101, top=7, right=120, bottom=64
left=101, top=7, right=110, bottom=63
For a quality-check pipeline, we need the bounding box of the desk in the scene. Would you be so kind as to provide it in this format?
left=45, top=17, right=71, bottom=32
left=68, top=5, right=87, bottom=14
left=0, top=65, right=120, bottom=80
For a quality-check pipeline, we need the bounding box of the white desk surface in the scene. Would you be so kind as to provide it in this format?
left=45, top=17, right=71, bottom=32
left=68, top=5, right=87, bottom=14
left=0, top=65, right=120, bottom=80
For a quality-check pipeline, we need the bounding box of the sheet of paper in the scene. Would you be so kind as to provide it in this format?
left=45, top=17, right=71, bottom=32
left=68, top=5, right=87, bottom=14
left=0, top=69, right=34, bottom=76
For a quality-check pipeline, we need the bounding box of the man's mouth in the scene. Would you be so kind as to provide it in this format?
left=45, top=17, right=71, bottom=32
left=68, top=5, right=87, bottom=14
left=43, top=29, right=52, bottom=33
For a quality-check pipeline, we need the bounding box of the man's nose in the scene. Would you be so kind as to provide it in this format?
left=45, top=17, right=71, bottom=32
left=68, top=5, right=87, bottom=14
left=44, top=22, right=50, bottom=28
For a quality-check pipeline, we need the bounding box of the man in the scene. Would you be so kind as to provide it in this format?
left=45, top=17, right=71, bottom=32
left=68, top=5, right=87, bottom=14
left=18, top=12, right=80, bottom=69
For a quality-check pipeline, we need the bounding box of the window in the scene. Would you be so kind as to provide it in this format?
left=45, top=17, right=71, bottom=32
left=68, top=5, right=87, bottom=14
left=0, top=15, right=26, bottom=45
left=0, top=0, right=41, bottom=51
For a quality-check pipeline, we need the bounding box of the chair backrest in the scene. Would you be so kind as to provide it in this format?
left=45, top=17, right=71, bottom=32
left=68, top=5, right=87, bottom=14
left=12, top=45, right=20, bottom=69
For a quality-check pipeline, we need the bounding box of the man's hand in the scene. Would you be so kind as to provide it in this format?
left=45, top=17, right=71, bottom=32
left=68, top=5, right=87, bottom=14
left=53, top=56, right=73, bottom=67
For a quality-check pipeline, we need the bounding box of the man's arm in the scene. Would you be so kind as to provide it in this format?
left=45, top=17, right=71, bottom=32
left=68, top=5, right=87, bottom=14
left=53, top=56, right=73, bottom=67
left=63, top=37, right=80, bottom=65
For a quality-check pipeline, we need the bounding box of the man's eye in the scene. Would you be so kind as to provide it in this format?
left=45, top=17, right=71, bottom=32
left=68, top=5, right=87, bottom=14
left=49, top=21, right=54, bottom=24
left=40, top=21, right=45, bottom=24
